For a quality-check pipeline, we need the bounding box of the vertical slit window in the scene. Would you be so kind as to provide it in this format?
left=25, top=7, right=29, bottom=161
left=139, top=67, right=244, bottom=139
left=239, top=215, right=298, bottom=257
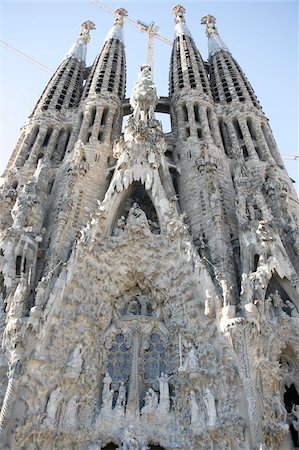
left=193, top=104, right=200, bottom=123
left=42, top=128, right=53, bottom=147
left=101, top=108, right=109, bottom=125
left=233, top=119, right=243, bottom=141
left=89, top=107, right=97, bottom=127
left=182, top=104, right=189, bottom=122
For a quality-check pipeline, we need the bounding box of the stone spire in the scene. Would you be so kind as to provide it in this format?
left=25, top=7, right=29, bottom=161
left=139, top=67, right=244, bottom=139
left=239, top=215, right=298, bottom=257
left=169, top=5, right=212, bottom=98
left=104, top=7, right=128, bottom=44
left=201, top=15, right=229, bottom=56
left=171, top=4, right=192, bottom=38
left=64, top=20, right=96, bottom=64
left=82, top=8, right=127, bottom=100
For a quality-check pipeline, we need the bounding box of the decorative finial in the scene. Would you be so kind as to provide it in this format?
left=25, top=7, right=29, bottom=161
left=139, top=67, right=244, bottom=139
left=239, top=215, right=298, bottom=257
left=201, top=15, right=218, bottom=37
left=64, top=20, right=95, bottom=63
left=201, top=15, right=229, bottom=56
left=114, top=7, right=128, bottom=26
left=79, top=20, right=96, bottom=44
left=171, top=5, right=186, bottom=23
left=171, top=4, right=191, bottom=38
left=104, top=7, right=128, bottom=43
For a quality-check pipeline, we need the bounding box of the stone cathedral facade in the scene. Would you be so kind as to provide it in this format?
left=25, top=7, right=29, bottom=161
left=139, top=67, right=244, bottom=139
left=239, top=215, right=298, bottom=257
left=0, top=5, right=299, bottom=450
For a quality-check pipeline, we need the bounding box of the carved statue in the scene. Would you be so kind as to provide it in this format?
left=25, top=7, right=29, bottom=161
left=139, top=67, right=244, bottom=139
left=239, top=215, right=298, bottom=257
left=122, top=426, right=139, bottom=450
left=215, top=272, right=233, bottom=307
left=284, top=300, right=299, bottom=318
left=44, top=387, right=63, bottom=425
left=101, top=372, right=114, bottom=409
left=272, top=395, right=287, bottom=422
left=183, top=343, right=200, bottom=371
left=126, top=203, right=149, bottom=227
left=66, top=344, right=83, bottom=376
left=292, top=404, right=299, bottom=439
left=115, top=381, right=126, bottom=411
left=141, top=388, right=158, bottom=415
left=158, top=373, right=170, bottom=411
left=203, top=387, right=217, bottom=426
left=187, top=390, right=204, bottom=427
left=130, top=66, right=158, bottom=123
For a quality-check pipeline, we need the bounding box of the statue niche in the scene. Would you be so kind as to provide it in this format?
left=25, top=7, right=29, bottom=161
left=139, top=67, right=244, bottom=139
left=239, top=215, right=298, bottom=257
left=264, top=274, right=299, bottom=320
left=111, top=182, right=160, bottom=236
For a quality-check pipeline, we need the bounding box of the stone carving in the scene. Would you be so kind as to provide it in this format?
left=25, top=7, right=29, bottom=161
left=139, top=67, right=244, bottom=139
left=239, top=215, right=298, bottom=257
left=181, top=343, right=200, bottom=371
left=121, top=426, right=139, bottom=450
left=203, top=387, right=217, bottom=427
left=43, top=387, right=63, bottom=427
left=101, top=372, right=114, bottom=410
left=141, top=388, right=158, bottom=415
left=272, top=395, right=287, bottom=422
left=130, top=66, right=158, bottom=122
left=158, top=372, right=170, bottom=412
left=292, top=404, right=299, bottom=438
left=187, top=390, right=204, bottom=428
left=115, top=381, right=126, bottom=412
left=215, top=272, right=233, bottom=307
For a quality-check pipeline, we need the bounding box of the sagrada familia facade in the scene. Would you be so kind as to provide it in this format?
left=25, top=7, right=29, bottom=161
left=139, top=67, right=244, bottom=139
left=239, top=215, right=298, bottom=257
left=0, top=5, right=299, bottom=450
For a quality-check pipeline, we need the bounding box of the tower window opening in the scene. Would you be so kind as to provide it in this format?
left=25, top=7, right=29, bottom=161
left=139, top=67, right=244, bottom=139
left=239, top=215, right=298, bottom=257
left=193, top=104, right=200, bottom=123
left=233, top=119, right=243, bottom=141
left=42, top=128, right=53, bottom=147
left=182, top=104, right=189, bottom=122
left=86, top=132, right=92, bottom=144
left=197, top=128, right=202, bottom=139
left=186, top=127, right=190, bottom=138
left=61, top=129, right=71, bottom=160
left=16, top=256, right=22, bottom=276
left=101, top=108, right=109, bottom=125
left=47, top=179, right=55, bottom=194
left=255, top=146, right=263, bottom=160
left=207, top=108, right=216, bottom=143
left=98, top=131, right=103, bottom=141
left=89, top=107, right=97, bottom=127
left=242, top=145, right=249, bottom=160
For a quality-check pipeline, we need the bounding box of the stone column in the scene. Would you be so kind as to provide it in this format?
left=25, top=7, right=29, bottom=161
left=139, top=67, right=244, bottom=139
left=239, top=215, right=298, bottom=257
left=126, top=328, right=141, bottom=419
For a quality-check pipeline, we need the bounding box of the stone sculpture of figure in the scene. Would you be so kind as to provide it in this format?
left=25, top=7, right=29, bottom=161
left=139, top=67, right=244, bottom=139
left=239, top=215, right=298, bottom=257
left=187, top=390, right=204, bottom=427
left=101, top=372, right=114, bottom=408
left=203, top=387, right=217, bottom=426
left=141, top=388, right=158, bottom=415
left=115, top=381, right=126, bottom=411
left=272, top=395, right=287, bottom=422
left=130, top=65, right=158, bottom=123
left=292, top=404, right=299, bottom=438
left=127, top=298, right=141, bottom=316
left=183, top=343, right=200, bottom=371
left=126, top=203, right=149, bottom=229
left=215, top=272, right=233, bottom=307
left=122, top=426, right=139, bottom=450
left=285, top=300, right=299, bottom=318
left=158, top=373, right=170, bottom=411
left=44, top=387, right=63, bottom=425
left=66, top=345, right=83, bottom=376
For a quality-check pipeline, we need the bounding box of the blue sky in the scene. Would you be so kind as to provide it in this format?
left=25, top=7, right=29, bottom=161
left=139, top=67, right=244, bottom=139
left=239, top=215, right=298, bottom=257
left=0, top=1, right=298, bottom=190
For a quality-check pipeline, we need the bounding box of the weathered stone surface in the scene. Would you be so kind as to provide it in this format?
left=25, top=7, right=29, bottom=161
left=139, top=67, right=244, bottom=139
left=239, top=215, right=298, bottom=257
left=0, top=6, right=298, bottom=450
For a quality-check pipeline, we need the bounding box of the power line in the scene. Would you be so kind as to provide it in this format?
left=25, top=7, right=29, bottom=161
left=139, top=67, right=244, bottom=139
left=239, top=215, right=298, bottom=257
left=0, top=40, right=52, bottom=74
